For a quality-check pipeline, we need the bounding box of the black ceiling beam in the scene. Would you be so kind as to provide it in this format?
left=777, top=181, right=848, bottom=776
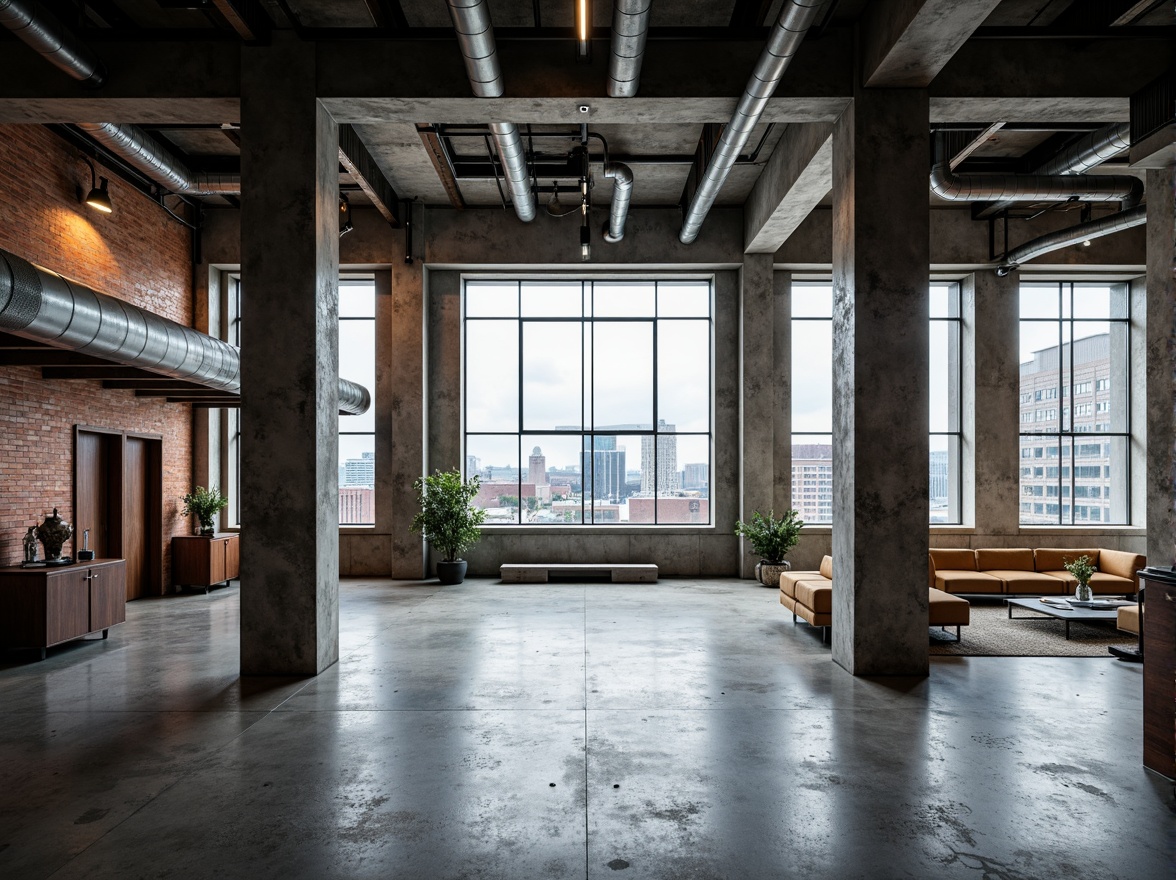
left=103, top=379, right=211, bottom=390
left=42, top=366, right=171, bottom=380
left=729, top=0, right=774, bottom=29
left=362, top=0, right=408, bottom=31
left=416, top=124, right=466, bottom=209
left=0, top=350, right=112, bottom=366
left=209, top=0, right=272, bottom=43
left=338, top=124, right=400, bottom=226
left=79, top=0, right=139, bottom=30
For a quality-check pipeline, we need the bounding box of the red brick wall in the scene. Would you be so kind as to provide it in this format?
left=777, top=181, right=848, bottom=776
left=0, top=124, right=194, bottom=583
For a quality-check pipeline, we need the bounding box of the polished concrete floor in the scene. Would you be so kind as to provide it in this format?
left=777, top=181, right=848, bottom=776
left=0, top=577, right=1170, bottom=880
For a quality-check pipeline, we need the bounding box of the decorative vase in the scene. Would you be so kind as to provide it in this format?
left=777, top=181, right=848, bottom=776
left=35, top=507, right=73, bottom=562
left=436, top=559, right=468, bottom=585
left=758, top=560, right=791, bottom=588
left=1075, top=580, right=1093, bottom=602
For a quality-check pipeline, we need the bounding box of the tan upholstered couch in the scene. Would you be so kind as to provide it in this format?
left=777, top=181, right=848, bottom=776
left=928, top=548, right=1144, bottom=597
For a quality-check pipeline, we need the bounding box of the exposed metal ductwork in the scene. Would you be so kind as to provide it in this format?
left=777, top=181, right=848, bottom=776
left=445, top=0, right=535, bottom=222
left=0, top=0, right=105, bottom=87
left=0, top=249, right=370, bottom=415
left=995, top=205, right=1147, bottom=276
left=679, top=0, right=823, bottom=245
left=76, top=122, right=241, bottom=196
left=931, top=133, right=1142, bottom=206
left=607, top=0, right=652, bottom=98
left=602, top=162, right=634, bottom=243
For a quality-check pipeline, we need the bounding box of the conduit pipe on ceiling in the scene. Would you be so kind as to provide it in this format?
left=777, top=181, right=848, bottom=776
left=0, top=249, right=371, bottom=415
left=930, top=133, right=1142, bottom=206
left=995, top=205, right=1147, bottom=276
left=77, top=122, right=241, bottom=196
left=607, top=0, right=652, bottom=98
left=445, top=0, right=535, bottom=222
left=603, top=162, right=634, bottom=242
left=0, top=0, right=105, bottom=86
left=679, top=0, right=823, bottom=245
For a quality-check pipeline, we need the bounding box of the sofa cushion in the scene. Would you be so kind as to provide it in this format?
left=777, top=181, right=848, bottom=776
left=1038, top=571, right=1136, bottom=595
left=818, top=555, right=833, bottom=580
left=985, top=570, right=1068, bottom=594
left=779, top=570, right=822, bottom=597
left=1098, top=549, right=1146, bottom=584
left=975, top=548, right=1036, bottom=572
left=1034, top=548, right=1101, bottom=571
left=794, top=580, right=833, bottom=614
left=1117, top=605, right=1140, bottom=635
left=934, top=570, right=1004, bottom=594
left=928, top=588, right=970, bottom=626
left=929, top=549, right=977, bottom=571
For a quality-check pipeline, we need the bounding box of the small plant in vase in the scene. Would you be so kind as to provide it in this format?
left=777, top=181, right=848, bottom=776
left=181, top=486, right=229, bottom=536
left=735, top=508, right=805, bottom=587
left=1063, top=554, right=1096, bottom=602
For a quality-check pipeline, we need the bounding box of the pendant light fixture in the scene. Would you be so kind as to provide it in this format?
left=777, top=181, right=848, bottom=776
left=576, top=0, right=592, bottom=61
left=81, top=157, right=112, bottom=214
left=339, top=193, right=353, bottom=237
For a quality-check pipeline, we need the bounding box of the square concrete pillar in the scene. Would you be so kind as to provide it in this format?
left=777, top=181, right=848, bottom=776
left=831, top=87, right=930, bottom=676
left=739, top=253, right=776, bottom=578
left=1146, top=168, right=1175, bottom=568
left=239, top=37, right=340, bottom=675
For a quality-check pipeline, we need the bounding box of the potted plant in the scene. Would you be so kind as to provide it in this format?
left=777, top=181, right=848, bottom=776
left=181, top=486, right=229, bottom=536
left=735, top=508, right=805, bottom=587
left=1063, top=554, right=1097, bottom=602
left=410, top=469, right=487, bottom=584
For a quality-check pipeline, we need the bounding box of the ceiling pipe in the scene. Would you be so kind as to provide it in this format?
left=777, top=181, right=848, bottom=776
left=0, top=249, right=370, bottom=415
left=607, top=0, right=652, bottom=98
left=679, top=0, right=823, bottom=245
left=602, top=162, right=633, bottom=243
left=931, top=133, right=1142, bottom=206
left=445, top=0, right=535, bottom=222
left=995, top=205, right=1147, bottom=276
left=0, top=0, right=105, bottom=86
left=76, top=122, right=241, bottom=196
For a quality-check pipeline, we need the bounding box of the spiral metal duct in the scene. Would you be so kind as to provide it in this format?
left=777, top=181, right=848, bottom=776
left=607, top=0, right=652, bottom=98
left=679, top=0, right=823, bottom=245
left=0, top=0, right=105, bottom=86
left=931, top=133, right=1142, bottom=206
left=0, top=249, right=370, bottom=415
left=995, top=205, right=1148, bottom=275
left=445, top=0, right=535, bottom=222
left=603, top=163, right=634, bottom=243
left=77, top=122, right=241, bottom=196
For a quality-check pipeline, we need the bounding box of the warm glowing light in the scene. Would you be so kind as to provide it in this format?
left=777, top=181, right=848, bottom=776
left=84, top=177, right=113, bottom=214
left=578, top=0, right=588, bottom=42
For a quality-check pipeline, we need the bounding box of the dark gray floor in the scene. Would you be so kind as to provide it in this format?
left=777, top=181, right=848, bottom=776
left=0, top=578, right=1170, bottom=880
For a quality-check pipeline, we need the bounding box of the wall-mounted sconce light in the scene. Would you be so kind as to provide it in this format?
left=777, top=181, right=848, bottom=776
left=81, top=158, right=112, bottom=214
left=576, top=0, right=592, bottom=61
left=339, top=193, right=353, bottom=237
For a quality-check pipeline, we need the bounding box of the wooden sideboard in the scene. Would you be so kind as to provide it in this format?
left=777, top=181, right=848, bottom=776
left=0, top=559, right=126, bottom=659
left=1139, top=566, right=1176, bottom=779
left=172, top=534, right=240, bottom=593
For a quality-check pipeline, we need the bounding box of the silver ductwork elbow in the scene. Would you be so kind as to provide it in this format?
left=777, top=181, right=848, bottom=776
left=446, top=0, right=534, bottom=223
left=607, top=0, right=652, bottom=98
left=603, top=163, right=634, bottom=243
left=77, top=122, right=241, bottom=196
left=995, top=204, right=1147, bottom=275
left=679, top=0, right=824, bottom=245
left=0, top=0, right=105, bottom=86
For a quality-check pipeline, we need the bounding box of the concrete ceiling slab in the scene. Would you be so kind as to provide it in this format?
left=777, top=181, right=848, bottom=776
left=399, top=0, right=738, bottom=29
left=153, top=128, right=241, bottom=156
left=353, top=122, right=453, bottom=204
left=285, top=0, right=376, bottom=28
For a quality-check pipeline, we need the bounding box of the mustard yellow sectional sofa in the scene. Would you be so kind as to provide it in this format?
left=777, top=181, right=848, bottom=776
left=928, top=548, right=1144, bottom=597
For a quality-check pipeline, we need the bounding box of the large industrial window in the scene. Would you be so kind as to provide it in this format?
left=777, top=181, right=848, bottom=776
left=338, top=279, right=376, bottom=526
left=930, top=282, right=962, bottom=524
left=463, top=279, right=712, bottom=525
left=225, top=274, right=242, bottom=529
left=1018, top=282, right=1130, bottom=525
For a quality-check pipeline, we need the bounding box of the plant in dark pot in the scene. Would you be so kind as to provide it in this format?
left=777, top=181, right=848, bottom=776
left=410, top=469, right=486, bottom=585
left=734, top=508, right=804, bottom=587
left=181, top=486, right=229, bottom=536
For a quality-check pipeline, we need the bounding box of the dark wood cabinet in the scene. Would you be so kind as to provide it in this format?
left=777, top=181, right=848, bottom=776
left=1139, top=567, right=1176, bottom=779
left=172, top=534, right=240, bottom=593
left=0, top=559, right=126, bottom=659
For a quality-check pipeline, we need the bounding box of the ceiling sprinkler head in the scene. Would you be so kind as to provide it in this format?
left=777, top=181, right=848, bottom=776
left=579, top=104, right=590, bottom=114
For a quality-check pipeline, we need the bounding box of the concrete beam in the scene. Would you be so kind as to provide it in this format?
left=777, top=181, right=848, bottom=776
left=338, top=123, right=400, bottom=226
left=862, top=0, right=1003, bottom=88
left=743, top=122, right=833, bottom=254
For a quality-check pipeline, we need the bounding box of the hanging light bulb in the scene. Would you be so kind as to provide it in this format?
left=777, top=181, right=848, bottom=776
left=339, top=193, right=353, bottom=237
left=576, top=0, right=591, bottom=61
left=580, top=167, right=591, bottom=261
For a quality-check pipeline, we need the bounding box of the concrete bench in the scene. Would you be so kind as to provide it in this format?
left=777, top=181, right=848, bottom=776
left=500, top=563, right=658, bottom=583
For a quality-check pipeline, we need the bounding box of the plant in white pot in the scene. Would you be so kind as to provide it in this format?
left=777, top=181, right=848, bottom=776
left=410, top=469, right=486, bottom=584
left=735, top=508, right=805, bottom=587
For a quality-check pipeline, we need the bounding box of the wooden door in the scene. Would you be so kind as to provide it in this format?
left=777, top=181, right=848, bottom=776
left=224, top=535, right=240, bottom=581
left=89, top=561, right=126, bottom=631
left=123, top=437, right=149, bottom=600
left=209, top=538, right=227, bottom=585
left=45, top=569, right=89, bottom=646
left=74, top=428, right=122, bottom=558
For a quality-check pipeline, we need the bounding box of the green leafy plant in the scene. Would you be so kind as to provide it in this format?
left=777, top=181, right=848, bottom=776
left=181, top=486, right=229, bottom=534
left=1063, top=554, right=1096, bottom=586
left=410, top=469, right=487, bottom=562
left=734, top=509, right=804, bottom=564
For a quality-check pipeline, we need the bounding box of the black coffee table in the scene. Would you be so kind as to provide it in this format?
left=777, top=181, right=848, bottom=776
left=1005, top=597, right=1131, bottom=640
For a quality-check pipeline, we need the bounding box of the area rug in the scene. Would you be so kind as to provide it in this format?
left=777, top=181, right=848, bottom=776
left=928, top=599, right=1137, bottom=658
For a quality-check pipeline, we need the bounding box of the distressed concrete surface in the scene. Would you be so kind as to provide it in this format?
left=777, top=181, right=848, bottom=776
left=0, top=578, right=1169, bottom=880
left=1145, top=167, right=1176, bottom=568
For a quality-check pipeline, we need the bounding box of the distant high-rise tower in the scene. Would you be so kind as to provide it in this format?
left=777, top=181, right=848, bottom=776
left=527, top=446, right=547, bottom=486
left=641, top=421, right=678, bottom=495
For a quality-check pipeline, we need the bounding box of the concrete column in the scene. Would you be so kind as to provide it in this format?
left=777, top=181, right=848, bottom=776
left=774, top=271, right=792, bottom=513
left=969, top=270, right=1021, bottom=535
left=831, top=87, right=930, bottom=676
left=739, top=253, right=775, bottom=578
left=1145, top=168, right=1175, bottom=568
left=389, top=203, right=426, bottom=578
left=239, top=37, right=340, bottom=675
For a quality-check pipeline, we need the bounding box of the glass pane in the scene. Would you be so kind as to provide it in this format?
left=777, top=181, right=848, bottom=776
left=1019, top=320, right=1061, bottom=434
left=466, top=281, right=518, bottom=317
left=1072, top=284, right=1112, bottom=319
left=791, top=435, right=833, bottom=525
left=1103, top=435, right=1129, bottom=524
left=1020, top=435, right=1059, bottom=525
left=523, top=321, right=583, bottom=430
left=792, top=283, right=832, bottom=318
left=929, top=434, right=960, bottom=525
left=658, top=319, right=709, bottom=432
left=929, top=283, right=958, bottom=319
left=338, top=434, right=375, bottom=525
left=657, top=281, right=710, bottom=317
left=1102, top=322, right=1128, bottom=432
left=593, top=322, right=653, bottom=429
left=518, top=435, right=584, bottom=524
left=339, top=318, right=375, bottom=433
left=466, top=320, right=519, bottom=432
left=594, top=434, right=641, bottom=523
left=928, top=320, right=959, bottom=433
left=593, top=281, right=655, bottom=317
left=792, top=319, right=832, bottom=432
left=651, top=434, right=709, bottom=524
left=339, top=282, right=375, bottom=318
left=1020, top=284, right=1059, bottom=319
left=521, top=281, right=583, bottom=317
left=467, top=435, right=521, bottom=524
